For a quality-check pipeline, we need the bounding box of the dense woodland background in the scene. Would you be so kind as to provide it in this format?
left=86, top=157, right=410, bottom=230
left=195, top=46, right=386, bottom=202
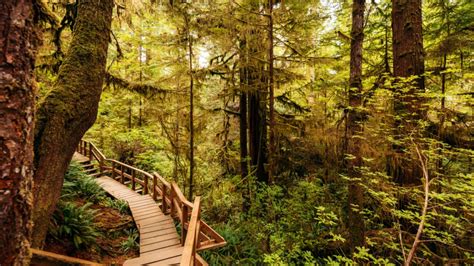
left=1, top=0, right=473, bottom=264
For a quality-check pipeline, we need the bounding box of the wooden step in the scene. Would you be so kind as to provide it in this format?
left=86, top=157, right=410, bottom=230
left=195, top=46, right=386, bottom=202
left=84, top=168, right=98, bottom=174
left=81, top=163, right=95, bottom=169
left=89, top=172, right=102, bottom=178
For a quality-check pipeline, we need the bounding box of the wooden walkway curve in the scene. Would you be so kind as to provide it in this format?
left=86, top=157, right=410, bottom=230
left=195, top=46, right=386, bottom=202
left=72, top=140, right=226, bottom=265
left=97, top=176, right=183, bottom=265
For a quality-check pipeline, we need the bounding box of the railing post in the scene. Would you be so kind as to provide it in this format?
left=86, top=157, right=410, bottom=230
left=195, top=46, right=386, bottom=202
left=111, top=161, right=115, bottom=180
left=153, top=175, right=157, bottom=200
left=121, top=165, right=124, bottom=184
left=131, top=169, right=135, bottom=191
left=162, top=183, right=167, bottom=214
left=181, top=203, right=188, bottom=245
left=99, top=158, right=103, bottom=176
left=144, top=174, right=149, bottom=195
left=170, top=188, right=175, bottom=217
left=88, top=142, right=92, bottom=161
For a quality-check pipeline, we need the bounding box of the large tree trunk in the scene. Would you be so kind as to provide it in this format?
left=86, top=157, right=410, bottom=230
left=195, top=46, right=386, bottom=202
left=244, top=1, right=268, bottom=184
left=391, top=0, right=425, bottom=185
left=0, top=1, right=39, bottom=264
left=346, top=0, right=366, bottom=250
left=31, top=0, right=114, bottom=247
left=249, top=90, right=268, bottom=183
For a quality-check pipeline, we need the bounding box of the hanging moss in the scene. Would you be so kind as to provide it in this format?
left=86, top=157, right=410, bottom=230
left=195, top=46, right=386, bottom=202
left=105, top=72, right=171, bottom=97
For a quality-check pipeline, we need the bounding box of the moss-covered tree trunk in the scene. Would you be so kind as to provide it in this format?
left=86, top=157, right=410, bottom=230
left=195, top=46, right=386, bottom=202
left=31, top=0, right=114, bottom=247
left=0, top=1, right=39, bottom=264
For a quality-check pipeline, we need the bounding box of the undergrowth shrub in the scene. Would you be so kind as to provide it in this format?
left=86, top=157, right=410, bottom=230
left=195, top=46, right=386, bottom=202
left=62, top=161, right=105, bottom=203
left=201, top=222, right=260, bottom=265
left=121, top=229, right=139, bottom=253
left=50, top=202, right=101, bottom=249
left=103, top=198, right=130, bottom=215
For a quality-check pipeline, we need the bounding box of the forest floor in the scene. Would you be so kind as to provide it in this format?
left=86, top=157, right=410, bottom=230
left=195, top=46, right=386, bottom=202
left=42, top=198, right=139, bottom=264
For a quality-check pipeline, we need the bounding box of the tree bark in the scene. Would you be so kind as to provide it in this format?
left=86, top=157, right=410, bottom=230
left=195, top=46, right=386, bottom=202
left=392, top=0, right=425, bottom=91
left=267, top=0, right=275, bottom=184
left=32, top=0, right=114, bottom=247
left=185, top=13, right=194, bottom=200
left=391, top=0, right=425, bottom=185
left=239, top=38, right=250, bottom=210
left=249, top=90, right=268, bottom=183
left=346, top=0, right=366, bottom=250
left=245, top=2, right=268, bottom=184
left=0, top=1, right=39, bottom=264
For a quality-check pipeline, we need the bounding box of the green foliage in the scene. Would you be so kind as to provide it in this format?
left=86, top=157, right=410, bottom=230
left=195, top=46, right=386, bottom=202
left=201, top=222, right=260, bottom=265
left=50, top=202, right=101, bottom=249
left=62, top=162, right=106, bottom=203
left=103, top=198, right=131, bottom=215
left=121, top=229, right=139, bottom=253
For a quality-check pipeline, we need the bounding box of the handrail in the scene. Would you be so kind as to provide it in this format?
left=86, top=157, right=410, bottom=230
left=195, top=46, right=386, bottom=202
left=31, top=248, right=104, bottom=266
left=76, top=139, right=226, bottom=265
left=89, top=141, right=106, bottom=161
left=172, top=182, right=194, bottom=209
left=181, top=197, right=201, bottom=265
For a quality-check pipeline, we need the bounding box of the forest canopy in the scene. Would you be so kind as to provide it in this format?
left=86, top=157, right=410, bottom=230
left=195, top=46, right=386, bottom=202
left=1, top=0, right=473, bottom=265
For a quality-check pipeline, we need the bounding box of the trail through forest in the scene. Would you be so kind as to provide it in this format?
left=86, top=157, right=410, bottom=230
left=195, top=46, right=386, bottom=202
left=0, top=0, right=473, bottom=265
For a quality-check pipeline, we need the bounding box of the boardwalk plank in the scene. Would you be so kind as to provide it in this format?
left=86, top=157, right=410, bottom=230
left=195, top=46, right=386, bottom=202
left=140, top=233, right=180, bottom=246
left=140, top=222, right=176, bottom=234
left=135, top=214, right=169, bottom=223
left=132, top=211, right=162, bottom=219
left=140, top=238, right=181, bottom=253
left=124, top=246, right=183, bottom=265
left=141, top=228, right=178, bottom=240
left=148, top=255, right=182, bottom=265
left=137, top=217, right=172, bottom=228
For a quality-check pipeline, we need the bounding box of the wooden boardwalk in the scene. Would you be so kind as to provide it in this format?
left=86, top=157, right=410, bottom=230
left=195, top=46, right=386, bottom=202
left=72, top=140, right=225, bottom=265
left=74, top=153, right=184, bottom=264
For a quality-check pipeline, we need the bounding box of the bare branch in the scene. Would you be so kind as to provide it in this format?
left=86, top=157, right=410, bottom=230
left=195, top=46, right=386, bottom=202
left=405, top=143, right=430, bottom=265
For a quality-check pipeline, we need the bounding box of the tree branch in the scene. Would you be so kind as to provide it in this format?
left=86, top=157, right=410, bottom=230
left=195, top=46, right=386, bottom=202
left=405, top=143, right=430, bottom=265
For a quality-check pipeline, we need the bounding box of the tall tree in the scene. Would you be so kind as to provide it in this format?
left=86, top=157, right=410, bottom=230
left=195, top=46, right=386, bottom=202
left=267, top=0, right=275, bottom=184
left=346, top=0, right=366, bottom=250
left=185, top=10, right=195, bottom=200
left=32, top=0, right=114, bottom=246
left=246, top=1, right=268, bottom=184
left=0, top=1, right=39, bottom=263
left=239, top=40, right=250, bottom=211
left=391, top=0, right=425, bottom=185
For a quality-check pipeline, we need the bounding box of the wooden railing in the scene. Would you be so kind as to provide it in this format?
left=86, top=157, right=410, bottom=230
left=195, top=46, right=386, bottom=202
left=31, top=248, right=103, bottom=265
left=76, top=140, right=225, bottom=265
